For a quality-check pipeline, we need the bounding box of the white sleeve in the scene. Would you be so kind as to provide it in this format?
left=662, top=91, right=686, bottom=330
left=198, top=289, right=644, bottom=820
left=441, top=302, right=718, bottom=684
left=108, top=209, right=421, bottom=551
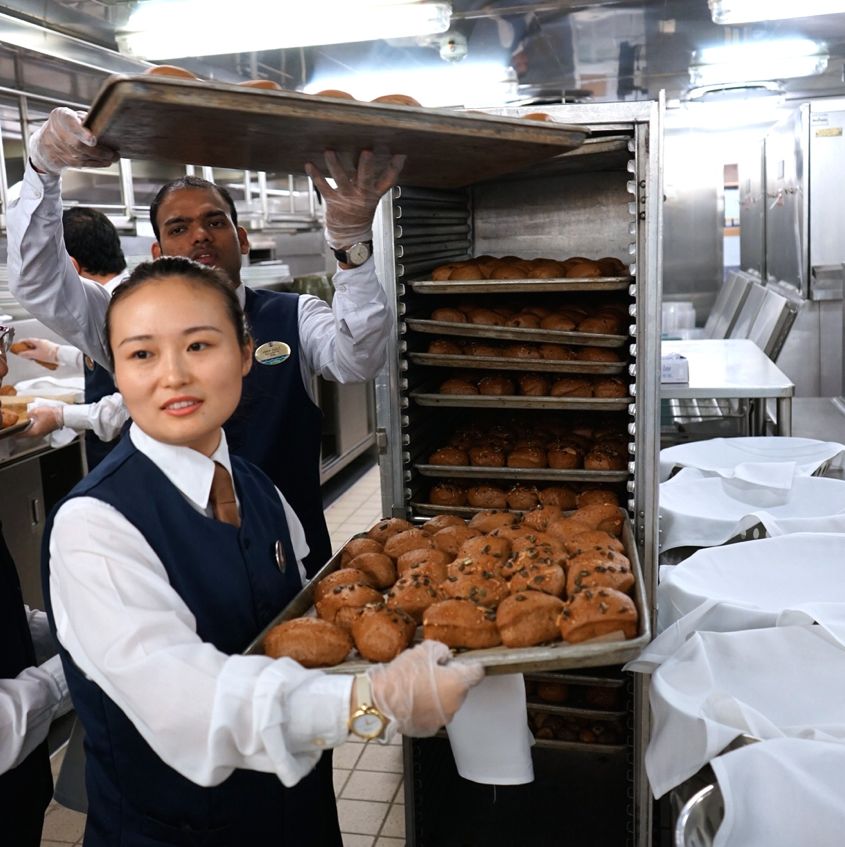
left=6, top=165, right=112, bottom=369
left=56, top=345, right=84, bottom=370
left=49, top=497, right=352, bottom=788
left=24, top=607, right=58, bottom=664
left=0, top=654, right=69, bottom=775
left=297, top=257, right=389, bottom=382
left=62, top=393, right=129, bottom=441
left=276, top=488, right=310, bottom=584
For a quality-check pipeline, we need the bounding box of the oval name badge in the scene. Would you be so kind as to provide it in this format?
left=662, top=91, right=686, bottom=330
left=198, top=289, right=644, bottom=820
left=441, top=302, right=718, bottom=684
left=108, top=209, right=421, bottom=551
left=255, top=341, right=291, bottom=366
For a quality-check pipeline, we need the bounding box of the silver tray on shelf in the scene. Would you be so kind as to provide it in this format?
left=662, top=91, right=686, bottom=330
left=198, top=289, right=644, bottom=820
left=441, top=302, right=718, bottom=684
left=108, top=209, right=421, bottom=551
left=414, top=464, right=629, bottom=483
left=244, top=512, right=650, bottom=675
left=525, top=669, right=626, bottom=688
left=410, top=389, right=631, bottom=412
left=405, top=318, right=628, bottom=348
left=407, top=277, right=631, bottom=295
left=407, top=351, right=626, bottom=375
left=531, top=737, right=627, bottom=755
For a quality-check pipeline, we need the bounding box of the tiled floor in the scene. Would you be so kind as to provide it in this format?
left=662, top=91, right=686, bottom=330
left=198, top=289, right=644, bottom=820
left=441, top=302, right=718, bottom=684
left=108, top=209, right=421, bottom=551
left=41, top=461, right=406, bottom=847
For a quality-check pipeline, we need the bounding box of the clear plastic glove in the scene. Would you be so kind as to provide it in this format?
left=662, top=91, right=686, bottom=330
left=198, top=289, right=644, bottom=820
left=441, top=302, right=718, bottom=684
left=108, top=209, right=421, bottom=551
left=305, top=149, right=406, bottom=248
left=29, top=107, right=118, bottom=175
left=12, top=338, right=60, bottom=365
left=368, top=640, right=484, bottom=737
left=21, top=405, right=64, bottom=438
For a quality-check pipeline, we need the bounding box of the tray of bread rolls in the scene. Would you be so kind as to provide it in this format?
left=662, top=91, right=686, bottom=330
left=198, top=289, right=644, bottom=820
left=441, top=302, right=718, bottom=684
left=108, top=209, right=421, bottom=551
left=405, top=319, right=628, bottom=348
left=415, top=466, right=628, bottom=483
left=408, top=352, right=625, bottom=376
left=84, top=73, right=588, bottom=190
left=244, top=505, right=650, bottom=675
left=410, top=389, right=630, bottom=412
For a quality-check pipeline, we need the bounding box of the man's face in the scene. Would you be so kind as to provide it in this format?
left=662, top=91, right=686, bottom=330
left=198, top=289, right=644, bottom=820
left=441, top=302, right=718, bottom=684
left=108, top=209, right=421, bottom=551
left=151, top=187, right=249, bottom=287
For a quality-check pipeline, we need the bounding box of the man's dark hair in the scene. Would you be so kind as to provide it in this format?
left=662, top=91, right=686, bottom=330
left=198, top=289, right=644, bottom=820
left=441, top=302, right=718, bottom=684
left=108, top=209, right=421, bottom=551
left=62, top=207, right=127, bottom=277
left=149, top=176, right=239, bottom=242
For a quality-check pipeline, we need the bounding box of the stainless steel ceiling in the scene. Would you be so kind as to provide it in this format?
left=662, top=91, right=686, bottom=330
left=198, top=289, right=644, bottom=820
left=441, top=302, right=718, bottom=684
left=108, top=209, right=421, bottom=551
left=0, top=0, right=844, bottom=106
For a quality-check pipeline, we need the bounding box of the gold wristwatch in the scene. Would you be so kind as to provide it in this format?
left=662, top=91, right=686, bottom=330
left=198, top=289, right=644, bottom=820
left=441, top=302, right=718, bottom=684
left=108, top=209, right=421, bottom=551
left=348, top=674, right=388, bottom=741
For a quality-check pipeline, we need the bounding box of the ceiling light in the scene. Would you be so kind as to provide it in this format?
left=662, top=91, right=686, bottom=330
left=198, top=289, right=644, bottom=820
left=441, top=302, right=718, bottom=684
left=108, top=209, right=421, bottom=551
left=689, top=38, right=828, bottom=87
left=117, top=0, right=452, bottom=60
left=709, top=0, right=845, bottom=25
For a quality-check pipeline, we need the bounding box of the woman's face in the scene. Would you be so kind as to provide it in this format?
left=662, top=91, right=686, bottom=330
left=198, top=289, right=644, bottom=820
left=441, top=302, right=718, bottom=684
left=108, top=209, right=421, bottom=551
left=110, top=276, right=251, bottom=456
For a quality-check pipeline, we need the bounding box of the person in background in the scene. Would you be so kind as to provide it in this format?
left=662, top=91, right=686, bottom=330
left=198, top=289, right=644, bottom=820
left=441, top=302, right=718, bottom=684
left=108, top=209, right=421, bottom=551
left=13, top=206, right=129, bottom=469
left=8, top=106, right=404, bottom=579
left=42, top=257, right=483, bottom=846
left=0, top=328, right=72, bottom=847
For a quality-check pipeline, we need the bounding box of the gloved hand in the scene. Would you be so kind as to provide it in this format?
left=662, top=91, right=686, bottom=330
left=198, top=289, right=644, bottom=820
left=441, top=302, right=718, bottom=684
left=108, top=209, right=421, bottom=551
left=305, top=149, right=406, bottom=248
left=368, top=640, right=484, bottom=737
left=12, top=338, right=60, bottom=365
left=29, top=107, right=118, bottom=175
left=21, top=405, right=64, bottom=438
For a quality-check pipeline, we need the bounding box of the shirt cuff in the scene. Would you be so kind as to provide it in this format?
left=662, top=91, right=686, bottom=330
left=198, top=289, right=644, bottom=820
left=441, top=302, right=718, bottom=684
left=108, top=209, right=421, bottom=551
left=23, top=161, right=61, bottom=199
left=57, top=345, right=83, bottom=369
left=61, top=403, right=92, bottom=432
left=331, top=257, right=378, bottom=298
left=39, top=653, right=71, bottom=712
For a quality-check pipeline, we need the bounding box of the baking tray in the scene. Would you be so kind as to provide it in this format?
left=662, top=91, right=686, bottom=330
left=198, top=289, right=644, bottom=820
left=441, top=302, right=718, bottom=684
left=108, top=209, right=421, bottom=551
left=410, top=390, right=631, bottom=412
left=531, top=737, right=627, bottom=755
left=527, top=702, right=626, bottom=721
left=408, top=351, right=626, bottom=375
left=84, top=75, right=589, bottom=190
left=407, top=277, right=631, bottom=294
left=414, top=464, right=629, bottom=483
left=525, top=669, right=626, bottom=688
left=244, top=511, right=650, bottom=675
left=405, top=318, right=628, bottom=348
left=0, top=421, right=30, bottom=440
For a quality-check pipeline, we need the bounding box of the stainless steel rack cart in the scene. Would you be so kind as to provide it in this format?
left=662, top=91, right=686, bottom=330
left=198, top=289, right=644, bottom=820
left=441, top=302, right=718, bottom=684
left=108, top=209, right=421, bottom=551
left=374, top=100, right=663, bottom=847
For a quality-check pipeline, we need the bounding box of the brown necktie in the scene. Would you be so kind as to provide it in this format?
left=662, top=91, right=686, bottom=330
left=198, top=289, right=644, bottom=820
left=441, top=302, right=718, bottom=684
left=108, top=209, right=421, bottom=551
left=209, top=462, right=240, bottom=528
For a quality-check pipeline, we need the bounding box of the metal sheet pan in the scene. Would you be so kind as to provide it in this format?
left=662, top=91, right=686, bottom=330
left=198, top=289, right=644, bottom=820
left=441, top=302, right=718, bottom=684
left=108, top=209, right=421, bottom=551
left=408, top=277, right=631, bottom=294
left=414, top=464, right=629, bottom=483
left=0, top=421, right=30, bottom=441
left=525, top=669, right=626, bottom=688
left=527, top=702, right=626, bottom=721
left=244, top=512, right=650, bottom=675
left=405, top=317, right=628, bottom=348
left=84, top=75, right=588, bottom=190
left=408, top=351, right=626, bottom=375
left=531, top=737, right=627, bottom=755
left=410, top=390, right=631, bottom=412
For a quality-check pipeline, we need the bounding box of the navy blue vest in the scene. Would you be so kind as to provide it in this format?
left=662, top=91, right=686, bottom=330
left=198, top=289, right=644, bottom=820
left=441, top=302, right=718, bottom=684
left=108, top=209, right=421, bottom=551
left=83, top=357, right=118, bottom=470
left=227, top=288, right=330, bottom=578
left=0, top=526, right=53, bottom=847
left=41, top=437, right=340, bottom=846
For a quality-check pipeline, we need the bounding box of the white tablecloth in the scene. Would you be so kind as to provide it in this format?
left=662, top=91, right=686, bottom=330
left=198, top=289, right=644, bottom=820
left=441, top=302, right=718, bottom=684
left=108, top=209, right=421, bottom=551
left=646, top=625, right=845, bottom=798
left=659, top=468, right=845, bottom=552
left=712, top=738, right=845, bottom=847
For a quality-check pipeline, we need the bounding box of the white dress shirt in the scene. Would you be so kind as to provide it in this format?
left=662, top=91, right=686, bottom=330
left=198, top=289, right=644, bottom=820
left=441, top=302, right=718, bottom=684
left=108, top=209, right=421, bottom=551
left=49, top=424, right=353, bottom=789
left=0, top=609, right=71, bottom=775
left=7, top=164, right=390, bottom=392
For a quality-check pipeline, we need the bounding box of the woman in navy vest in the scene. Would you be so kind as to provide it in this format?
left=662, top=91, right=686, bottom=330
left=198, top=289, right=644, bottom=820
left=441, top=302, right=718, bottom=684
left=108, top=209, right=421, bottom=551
left=41, top=257, right=482, bottom=846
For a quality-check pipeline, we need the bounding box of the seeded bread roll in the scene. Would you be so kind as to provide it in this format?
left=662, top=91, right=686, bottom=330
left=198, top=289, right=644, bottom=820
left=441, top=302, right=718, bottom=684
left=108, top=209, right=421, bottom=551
left=440, top=572, right=509, bottom=608
left=466, top=484, right=508, bottom=510
left=238, top=79, right=283, bottom=90
left=546, top=443, right=582, bottom=469
left=547, top=516, right=594, bottom=543
left=507, top=445, right=546, bottom=469
left=538, top=343, right=575, bottom=361
left=431, top=307, right=467, bottom=323
left=550, top=377, right=593, bottom=398
left=423, top=599, right=502, bottom=649
left=573, top=504, right=624, bottom=536
left=564, top=530, right=625, bottom=558
left=538, top=485, right=578, bottom=509
left=576, top=489, right=620, bottom=508
left=478, top=375, right=516, bottom=396
left=540, top=314, right=576, bottom=331
left=521, top=505, right=562, bottom=533
left=405, top=559, right=450, bottom=584
left=506, top=484, right=540, bottom=511
left=502, top=547, right=566, bottom=581
left=566, top=549, right=633, bottom=596
left=510, top=530, right=564, bottom=556
left=517, top=374, right=550, bottom=397
left=558, top=588, right=638, bottom=643
left=509, top=562, right=566, bottom=597
left=429, top=446, right=470, bottom=466
left=383, top=529, right=434, bottom=561
left=469, top=445, right=506, bottom=467
left=593, top=377, right=628, bottom=398
left=432, top=524, right=482, bottom=557
left=506, top=313, right=541, bottom=328
left=497, top=591, right=565, bottom=647
left=466, top=307, right=505, bottom=326
left=578, top=315, right=622, bottom=334
left=371, top=93, right=421, bottom=107
left=314, top=568, right=374, bottom=603
left=315, top=88, right=356, bottom=99
left=0, top=409, right=19, bottom=428
left=367, top=517, right=414, bottom=545
left=428, top=338, right=464, bottom=354
left=421, top=514, right=466, bottom=535
left=429, top=482, right=468, bottom=507
left=145, top=64, right=199, bottom=79
left=346, top=552, right=397, bottom=589
left=315, top=582, right=384, bottom=628
left=503, top=342, right=543, bottom=360
left=565, top=260, right=602, bottom=278
left=385, top=573, right=442, bottom=622
left=577, top=346, right=621, bottom=362
left=340, top=536, right=383, bottom=566
left=468, top=509, right=519, bottom=534
left=457, top=534, right=512, bottom=564
left=396, top=546, right=451, bottom=574
left=440, top=377, right=478, bottom=395
left=352, top=604, right=417, bottom=662
left=584, top=448, right=627, bottom=471
left=263, top=618, right=352, bottom=667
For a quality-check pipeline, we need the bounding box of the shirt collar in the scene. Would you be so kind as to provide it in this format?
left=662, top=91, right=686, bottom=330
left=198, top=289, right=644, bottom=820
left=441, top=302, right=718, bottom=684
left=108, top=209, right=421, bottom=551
left=234, top=282, right=246, bottom=309
left=129, top=423, right=234, bottom=512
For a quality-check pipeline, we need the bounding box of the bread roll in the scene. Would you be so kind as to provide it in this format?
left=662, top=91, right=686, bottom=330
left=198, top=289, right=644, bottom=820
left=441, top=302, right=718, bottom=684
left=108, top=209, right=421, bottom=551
left=546, top=443, right=582, bottom=469
left=456, top=534, right=512, bottom=565
left=558, top=588, right=638, bottom=643
left=577, top=316, right=623, bottom=334
left=567, top=549, right=633, bottom=595
left=496, top=591, right=564, bottom=647
left=432, top=263, right=457, bottom=281
left=584, top=448, right=627, bottom=471
left=429, top=446, right=470, bottom=466
left=145, top=64, right=198, bottom=79
left=506, top=313, right=541, bottom=328
left=538, top=485, right=577, bottom=509
left=440, top=572, right=509, bottom=608
left=1, top=409, right=19, bottom=428
left=449, top=263, right=485, bottom=281
left=550, top=378, right=593, bottom=398
left=315, top=582, right=383, bottom=628
left=346, top=552, right=397, bottom=589
left=431, top=307, right=467, bottom=323
left=352, top=604, right=416, bottom=662
left=597, top=256, right=627, bottom=276
left=367, top=517, right=414, bottom=545
left=521, top=505, right=562, bottom=533
left=432, top=524, right=482, bottom=557
left=421, top=514, right=466, bottom=535
left=429, top=482, right=467, bottom=507
left=466, top=484, right=508, bottom=510
left=427, top=338, right=464, bottom=355
left=439, top=378, right=478, bottom=395
left=238, top=79, right=282, bottom=89
left=489, top=263, right=526, bottom=280
left=467, top=509, right=518, bottom=534
left=563, top=530, right=625, bottom=558
left=466, top=307, right=505, bottom=326
left=371, top=93, right=421, bottom=107
left=576, top=346, right=621, bottom=362
left=593, top=377, right=628, bottom=398
left=572, top=504, right=624, bottom=536
left=506, top=484, right=540, bottom=511
left=340, top=536, right=383, bottom=566
left=540, top=314, right=576, bottom=331
left=539, top=343, right=576, bottom=361
left=547, top=516, right=594, bottom=543
left=565, top=260, right=602, bottom=278
left=263, top=618, right=352, bottom=667
left=503, top=343, right=542, bottom=360
left=529, top=260, right=565, bottom=279
left=396, top=546, right=451, bottom=574
left=314, top=568, right=374, bottom=603
left=576, top=489, right=620, bottom=508
left=385, top=574, right=443, bottom=623
left=517, top=374, right=550, bottom=397
left=315, top=89, right=356, bottom=99
left=469, top=445, right=506, bottom=468
left=423, top=599, right=502, bottom=649
left=507, top=445, right=546, bottom=468
left=478, top=375, right=515, bottom=396
left=383, top=529, right=434, bottom=561
left=509, top=563, right=566, bottom=597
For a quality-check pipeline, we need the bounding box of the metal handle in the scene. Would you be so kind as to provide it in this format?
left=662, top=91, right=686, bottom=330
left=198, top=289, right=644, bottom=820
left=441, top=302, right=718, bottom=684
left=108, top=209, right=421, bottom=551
left=30, top=497, right=41, bottom=527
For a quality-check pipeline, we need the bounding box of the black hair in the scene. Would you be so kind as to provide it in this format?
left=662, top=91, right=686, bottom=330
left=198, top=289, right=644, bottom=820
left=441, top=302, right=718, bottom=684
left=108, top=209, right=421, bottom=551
left=105, top=256, right=250, bottom=367
left=149, top=176, right=239, bottom=242
left=62, top=207, right=127, bottom=277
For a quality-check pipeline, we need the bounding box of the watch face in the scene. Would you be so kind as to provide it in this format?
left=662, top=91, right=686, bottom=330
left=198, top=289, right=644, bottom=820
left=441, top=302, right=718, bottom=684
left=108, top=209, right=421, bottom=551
left=351, top=711, right=385, bottom=739
left=348, top=242, right=371, bottom=265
